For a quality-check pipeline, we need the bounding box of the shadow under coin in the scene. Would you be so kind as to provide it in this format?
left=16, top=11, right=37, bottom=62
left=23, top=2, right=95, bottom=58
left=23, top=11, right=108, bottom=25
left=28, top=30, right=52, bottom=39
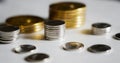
left=81, top=29, right=92, bottom=35
left=24, top=34, right=44, bottom=40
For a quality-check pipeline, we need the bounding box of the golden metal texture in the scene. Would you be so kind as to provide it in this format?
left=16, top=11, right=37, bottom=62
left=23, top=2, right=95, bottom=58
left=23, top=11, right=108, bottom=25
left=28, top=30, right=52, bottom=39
left=6, top=15, right=44, bottom=33
left=63, top=42, right=84, bottom=51
left=49, top=2, right=86, bottom=28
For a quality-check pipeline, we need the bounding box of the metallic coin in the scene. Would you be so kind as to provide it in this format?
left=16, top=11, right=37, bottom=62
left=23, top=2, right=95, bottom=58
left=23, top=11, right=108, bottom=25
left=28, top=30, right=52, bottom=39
left=113, top=33, right=120, bottom=40
left=0, top=25, right=19, bottom=43
left=45, top=20, right=65, bottom=40
left=25, top=53, right=49, bottom=62
left=49, top=2, right=86, bottom=28
left=92, top=22, right=111, bottom=35
left=0, top=26, right=19, bottom=32
left=0, top=39, right=14, bottom=44
left=87, top=44, right=111, bottom=53
left=6, top=15, right=44, bottom=33
left=63, top=42, right=84, bottom=51
left=13, top=44, right=36, bottom=53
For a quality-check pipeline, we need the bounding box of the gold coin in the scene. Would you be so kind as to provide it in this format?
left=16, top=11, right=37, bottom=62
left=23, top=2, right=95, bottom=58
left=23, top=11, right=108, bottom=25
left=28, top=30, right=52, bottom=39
left=50, top=2, right=86, bottom=11
left=49, top=2, right=86, bottom=28
left=6, top=15, right=44, bottom=33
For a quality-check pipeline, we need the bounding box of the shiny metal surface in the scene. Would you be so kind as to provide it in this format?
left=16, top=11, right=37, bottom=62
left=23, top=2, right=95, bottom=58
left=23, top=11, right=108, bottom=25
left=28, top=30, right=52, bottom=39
left=6, top=15, right=44, bottom=33
left=13, top=44, right=36, bottom=53
left=0, top=25, right=19, bottom=43
left=87, top=44, right=111, bottom=53
left=45, top=20, right=65, bottom=40
left=92, top=23, right=111, bottom=35
left=49, top=2, right=86, bottom=28
left=25, top=53, right=49, bottom=62
left=62, top=42, right=84, bottom=51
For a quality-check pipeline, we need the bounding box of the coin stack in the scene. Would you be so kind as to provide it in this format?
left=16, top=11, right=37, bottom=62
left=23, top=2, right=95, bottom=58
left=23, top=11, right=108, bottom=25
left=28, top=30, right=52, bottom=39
left=49, top=2, right=86, bottom=28
left=6, top=15, right=44, bottom=33
left=0, top=25, right=20, bottom=43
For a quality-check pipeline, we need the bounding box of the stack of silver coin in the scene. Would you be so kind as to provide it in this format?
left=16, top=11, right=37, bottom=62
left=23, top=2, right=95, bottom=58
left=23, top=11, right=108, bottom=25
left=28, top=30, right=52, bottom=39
left=0, top=25, right=20, bottom=43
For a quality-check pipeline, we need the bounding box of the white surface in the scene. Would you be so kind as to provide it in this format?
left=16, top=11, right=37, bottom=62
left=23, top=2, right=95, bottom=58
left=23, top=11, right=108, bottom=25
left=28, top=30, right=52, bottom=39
left=0, top=0, right=120, bottom=63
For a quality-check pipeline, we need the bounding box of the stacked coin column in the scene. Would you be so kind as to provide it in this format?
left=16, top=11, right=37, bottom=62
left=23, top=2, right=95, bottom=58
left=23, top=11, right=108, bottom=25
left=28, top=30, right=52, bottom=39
left=49, top=2, right=86, bottom=28
left=45, top=20, right=65, bottom=40
left=6, top=15, right=44, bottom=33
left=0, top=26, right=19, bottom=43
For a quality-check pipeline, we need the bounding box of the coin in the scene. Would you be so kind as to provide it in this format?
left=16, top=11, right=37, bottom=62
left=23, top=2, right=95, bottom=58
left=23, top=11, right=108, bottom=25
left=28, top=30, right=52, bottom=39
left=92, top=22, right=111, bottom=35
left=49, top=2, right=86, bottom=28
left=25, top=53, right=49, bottom=62
left=6, top=15, right=44, bottom=33
left=0, top=25, right=19, bottom=43
left=13, top=44, right=36, bottom=53
left=63, top=42, right=84, bottom=51
left=113, top=33, right=120, bottom=40
left=87, top=44, right=111, bottom=53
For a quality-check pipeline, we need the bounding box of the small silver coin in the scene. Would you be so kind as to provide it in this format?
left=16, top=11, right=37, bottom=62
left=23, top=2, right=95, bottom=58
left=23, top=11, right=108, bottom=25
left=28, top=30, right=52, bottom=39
left=92, top=22, right=111, bottom=35
left=25, top=53, right=49, bottom=62
left=87, top=44, right=111, bottom=53
left=113, top=33, right=120, bottom=40
left=63, top=42, right=84, bottom=51
left=13, top=44, right=36, bottom=53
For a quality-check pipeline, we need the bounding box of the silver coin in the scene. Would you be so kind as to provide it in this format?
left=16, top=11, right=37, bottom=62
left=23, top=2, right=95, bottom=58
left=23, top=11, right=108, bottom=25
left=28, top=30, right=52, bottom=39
left=25, top=53, right=49, bottom=62
left=92, top=22, right=111, bottom=35
left=45, top=20, right=65, bottom=40
left=0, top=25, right=19, bottom=43
left=87, top=44, right=111, bottom=53
left=113, top=33, right=120, bottom=40
left=13, top=44, right=36, bottom=53
left=0, top=26, right=19, bottom=32
left=62, top=42, right=84, bottom=51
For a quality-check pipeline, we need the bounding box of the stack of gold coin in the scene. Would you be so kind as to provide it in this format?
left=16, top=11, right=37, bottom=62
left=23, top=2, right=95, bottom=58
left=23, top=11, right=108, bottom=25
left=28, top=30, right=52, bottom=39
left=49, top=2, right=86, bottom=28
left=6, top=15, right=44, bottom=33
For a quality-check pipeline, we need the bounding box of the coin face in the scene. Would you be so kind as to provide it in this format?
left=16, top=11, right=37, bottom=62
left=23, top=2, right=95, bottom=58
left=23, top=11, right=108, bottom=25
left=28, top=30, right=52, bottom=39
left=113, top=33, right=120, bottom=40
left=25, top=53, right=49, bottom=62
left=6, top=15, right=44, bottom=26
left=92, top=23, right=111, bottom=28
left=50, top=2, right=86, bottom=11
left=45, top=20, right=65, bottom=26
left=0, top=26, right=19, bottom=32
left=87, top=44, right=111, bottom=53
left=6, top=15, right=44, bottom=33
left=63, top=42, right=84, bottom=51
left=13, top=44, right=36, bottom=53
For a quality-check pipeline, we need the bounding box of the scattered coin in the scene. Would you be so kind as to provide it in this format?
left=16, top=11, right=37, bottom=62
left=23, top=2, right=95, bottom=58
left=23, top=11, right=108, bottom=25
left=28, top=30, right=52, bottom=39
left=87, top=44, right=111, bottom=53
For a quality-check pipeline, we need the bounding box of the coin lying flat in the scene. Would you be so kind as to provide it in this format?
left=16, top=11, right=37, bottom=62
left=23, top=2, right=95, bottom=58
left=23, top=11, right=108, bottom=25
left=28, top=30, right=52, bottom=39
left=63, top=42, right=84, bottom=51
left=13, top=44, right=36, bottom=53
left=87, top=44, right=111, bottom=53
left=25, top=53, right=49, bottom=62
left=113, top=33, right=120, bottom=40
